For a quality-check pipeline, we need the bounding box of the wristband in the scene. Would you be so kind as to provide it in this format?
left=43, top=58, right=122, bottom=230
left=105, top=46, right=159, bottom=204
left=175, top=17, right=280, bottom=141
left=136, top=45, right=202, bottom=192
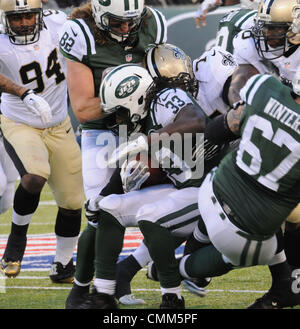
left=20, top=89, right=34, bottom=101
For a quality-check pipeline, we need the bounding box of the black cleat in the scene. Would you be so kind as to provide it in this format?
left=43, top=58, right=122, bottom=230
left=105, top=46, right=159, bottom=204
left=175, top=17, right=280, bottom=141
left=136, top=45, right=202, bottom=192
left=49, top=259, right=75, bottom=283
left=160, top=293, right=185, bottom=309
left=80, top=286, right=119, bottom=309
left=65, top=283, right=90, bottom=309
left=247, top=278, right=300, bottom=309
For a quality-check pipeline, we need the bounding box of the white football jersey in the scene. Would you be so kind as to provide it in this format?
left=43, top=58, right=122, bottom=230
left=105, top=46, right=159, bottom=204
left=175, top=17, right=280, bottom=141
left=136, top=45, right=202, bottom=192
left=233, top=30, right=300, bottom=84
left=149, top=47, right=238, bottom=126
left=0, top=10, right=68, bottom=128
left=149, top=88, right=194, bottom=128
left=193, top=47, right=238, bottom=117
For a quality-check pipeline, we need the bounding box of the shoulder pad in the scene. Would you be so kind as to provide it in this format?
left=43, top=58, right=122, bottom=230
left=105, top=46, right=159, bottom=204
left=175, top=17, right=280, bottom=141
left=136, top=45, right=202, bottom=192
left=43, top=9, right=67, bottom=27
left=193, top=47, right=237, bottom=86
left=145, top=7, right=167, bottom=44
left=240, top=74, right=273, bottom=105
left=59, top=18, right=96, bottom=62
left=151, top=88, right=193, bottom=127
left=233, top=30, right=257, bottom=63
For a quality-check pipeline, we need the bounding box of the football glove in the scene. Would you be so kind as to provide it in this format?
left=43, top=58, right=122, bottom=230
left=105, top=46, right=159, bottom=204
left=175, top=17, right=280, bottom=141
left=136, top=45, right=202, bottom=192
left=21, top=89, right=52, bottom=125
left=120, top=158, right=150, bottom=193
left=84, top=196, right=103, bottom=224
left=108, top=135, right=149, bottom=168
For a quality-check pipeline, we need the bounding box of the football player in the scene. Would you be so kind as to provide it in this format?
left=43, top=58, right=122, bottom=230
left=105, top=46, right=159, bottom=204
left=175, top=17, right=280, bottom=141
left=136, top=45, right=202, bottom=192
left=59, top=0, right=168, bottom=308
left=113, top=44, right=243, bottom=306
left=215, top=0, right=259, bottom=53
left=180, top=65, right=300, bottom=309
left=0, top=0, right=84, bottom=283
left=0, top=73, right=40, bottom=215
left=70, top=45, right=238, bottom=309
left=230, top=0, right=300, bottom=307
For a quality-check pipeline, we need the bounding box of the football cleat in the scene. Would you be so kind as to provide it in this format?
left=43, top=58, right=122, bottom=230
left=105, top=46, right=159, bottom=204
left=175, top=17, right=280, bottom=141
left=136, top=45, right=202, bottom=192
left=49, top=259, right=75, bottom=283
left=247, top=278, right=300, bottom=309
left=80, top=286, right=119, bottom=309
left=118, top=294, right=145, bottom=305
left=65, top=283, right=91, bottom=309
left=182, top=278, right=211, bottom=297
left=160, top=293, right=185, bottom=309
left=0, top=259, right=21, bottom=278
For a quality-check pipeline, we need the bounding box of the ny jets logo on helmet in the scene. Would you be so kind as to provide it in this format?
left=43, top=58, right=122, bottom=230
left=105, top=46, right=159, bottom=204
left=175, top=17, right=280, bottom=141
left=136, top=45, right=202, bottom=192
left=100, top=64, right=153, bottom=134
left=98, top=0, right=111, bottom=6
left=115, top=77, right=140, bottom=98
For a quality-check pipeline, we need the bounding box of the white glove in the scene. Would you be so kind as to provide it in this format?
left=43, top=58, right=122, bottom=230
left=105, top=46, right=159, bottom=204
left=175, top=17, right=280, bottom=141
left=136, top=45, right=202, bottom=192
left=21, top=89, right=52, bottom=125
left=121, top=158, right=150, bottom=193
left=108, top=135, right=149, bottom=168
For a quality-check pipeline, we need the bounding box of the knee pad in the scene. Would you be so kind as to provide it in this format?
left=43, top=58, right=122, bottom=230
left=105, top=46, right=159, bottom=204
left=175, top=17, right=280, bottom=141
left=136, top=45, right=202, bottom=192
left=55, top=208, right=81, bottom=237
left=99, top=194, right=137, bottom=227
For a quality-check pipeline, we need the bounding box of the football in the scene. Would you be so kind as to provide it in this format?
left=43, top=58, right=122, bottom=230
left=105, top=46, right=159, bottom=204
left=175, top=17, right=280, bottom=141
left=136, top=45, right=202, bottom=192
left=133, top=153, right=167, bottom=187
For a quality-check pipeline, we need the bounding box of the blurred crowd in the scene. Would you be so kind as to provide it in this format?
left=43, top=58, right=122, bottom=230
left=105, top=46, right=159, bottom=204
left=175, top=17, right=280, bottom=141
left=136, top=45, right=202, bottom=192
left=41, top=0, right=200, bottom=8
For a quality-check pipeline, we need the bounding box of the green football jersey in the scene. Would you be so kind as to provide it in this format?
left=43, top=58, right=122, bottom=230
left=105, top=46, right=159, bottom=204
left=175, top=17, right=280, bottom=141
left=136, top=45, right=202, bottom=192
left=215, top=9, right=257, bottom=53
left=59, top=7, right=167, bottom=130
left=213, top=74, right=300, bottom=236
left=143, top=87, right=229, bottom=189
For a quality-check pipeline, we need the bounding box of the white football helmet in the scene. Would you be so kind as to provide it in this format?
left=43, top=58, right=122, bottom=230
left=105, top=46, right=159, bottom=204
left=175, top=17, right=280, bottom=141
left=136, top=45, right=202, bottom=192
left=145, top=43, right=197, bottom=94
left=0, top=0, right=43, bottom=45
left=91, top=0, right=145, bottom=45
left=240, top=0, right=260, bottom=10
left=252, top=0, right=299, bottom=59
left=100, top=64, right=153, bottom=134
left=292, top=65, right=300, bottom=96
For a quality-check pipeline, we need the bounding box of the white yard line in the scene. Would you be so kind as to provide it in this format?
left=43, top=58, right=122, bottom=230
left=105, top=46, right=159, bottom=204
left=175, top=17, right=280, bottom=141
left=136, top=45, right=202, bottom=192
left=0, top=285, right=266, bottom=294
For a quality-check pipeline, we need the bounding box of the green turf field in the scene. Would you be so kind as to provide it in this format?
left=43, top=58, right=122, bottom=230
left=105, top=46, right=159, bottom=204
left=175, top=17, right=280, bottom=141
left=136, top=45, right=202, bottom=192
left=0, top=184, right=299, bottom=309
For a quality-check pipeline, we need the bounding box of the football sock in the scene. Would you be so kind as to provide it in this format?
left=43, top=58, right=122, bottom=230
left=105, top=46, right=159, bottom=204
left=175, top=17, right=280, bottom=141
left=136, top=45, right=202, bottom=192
left=54, top=236, right=78, bottom=265
left=2, top=222, right=29, bottom=261
left=115, top=254, right=142, bottom=299
left=3, top=184, right=40, bottom=262
left=268, top=260, right=292, bottom=289
left=284, top=227, right=300, bottom=269
left=94, top=278, right=116, bottom=295
left=54, top=208, right=81, bottom=265
left=130, top=242, right=151, bottom=267
left=74, top=223, right=96, bottom=284
left=138, top=220, right=181, bottom=289
left=180, top=244, right=232, bottom=279
left=161, top=286, right=182, bottom=299
left=94, top=210, right=125, bottom=280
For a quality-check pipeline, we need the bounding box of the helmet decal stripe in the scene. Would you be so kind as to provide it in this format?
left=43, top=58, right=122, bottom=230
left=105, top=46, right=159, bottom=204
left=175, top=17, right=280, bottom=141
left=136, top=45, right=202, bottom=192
left=124, top=0, right=129, bottom=11
left=16, top=0, right=28, bottom=6
left=265, top=0, right=275, bottom=15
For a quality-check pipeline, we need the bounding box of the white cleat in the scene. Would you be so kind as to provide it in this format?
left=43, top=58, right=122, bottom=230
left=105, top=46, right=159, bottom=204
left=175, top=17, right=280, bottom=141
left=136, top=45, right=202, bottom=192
left=182, top=279, right=208, bottom=297
left=118, top=294, right=146, bottom=305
